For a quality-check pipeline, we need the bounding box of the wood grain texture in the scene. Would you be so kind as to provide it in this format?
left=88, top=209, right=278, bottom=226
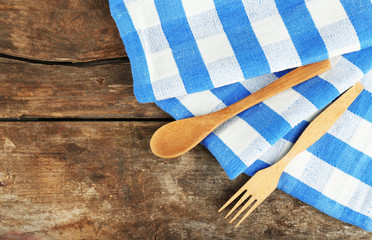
left=0, top=0, right=126, bottom=62
left=1, top=0, right=370, bottom=238
left=0, top=122, right=370, bottom=240
left=0, top=58, right=168, bottom=119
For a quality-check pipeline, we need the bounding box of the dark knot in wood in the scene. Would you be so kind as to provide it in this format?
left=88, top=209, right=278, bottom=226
left=152, top=220, right=190, bottom=240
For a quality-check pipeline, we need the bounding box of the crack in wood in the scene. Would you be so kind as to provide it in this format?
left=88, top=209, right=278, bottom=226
left=0, top=53, right=129, bottom=67
left=0, top=118, right=172, bottom=122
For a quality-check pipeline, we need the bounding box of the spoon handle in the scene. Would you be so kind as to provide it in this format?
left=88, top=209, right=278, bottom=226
left=151, top=59, right=331, bottom=158
left=215, top=59, right=331, bottom=123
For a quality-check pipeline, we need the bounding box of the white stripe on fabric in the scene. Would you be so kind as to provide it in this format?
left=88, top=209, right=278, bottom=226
left=322, top=168, right=361, bottom=207
left=257, top=130, right=372, bottom=217
left=264, top=88, right=318, bottom=127
left=178, top=90, right=225, bottom=116
left=125, top=0, right=160, bottom=29
left=260, top=139, right=293, bottom=165
left=300, top=152, right=334, bottom=191
left=319, top=56, right=364, bottom=93
left=328, top=110, right=362, bottom=143
left=240, top=73, right=278, bottom=93
left=251, top=14, right=292, bottom=46
left=215, top=116, right=260, bottom=156
left=183, top=0, right=245, bottom=87
left=288, top=150, right=372, bottom=217
left=361, top=70, right=372, bottom=92
left=205, top=57, right=246, bottom=86
left=146, top=49, right=179, bottom=80
left=280, top=96, right=318, bottom=127
left=303, top=108, right=323, bottom=123
left=196, top=33, right=236, bottom=64
left=285, top=150, right=313, bottom=179
left=264, top=88, right=302, bottom=116
left=151, top=75, right=188, bottom=100
left=137, top=26, right=169, bottom=54
left=348, top=115, right=372, bottom=158
left=305, top=0, right=360, bottom=57
left=305, top=0, right=348, bottom=28
left=348, top=182, right=372, bottom=217
left=242, top=0, right=301, bottom=72
left=125, top=0, right=186, bottom=100
left=238, top=136, right=272, bottom=166
left=146, top=49, right=187, bottom=99
left=260, top=129, right=372, bottom=216
left=328, top=111, right=372, bottom=157
left=181, top=0, right=215, bottom=16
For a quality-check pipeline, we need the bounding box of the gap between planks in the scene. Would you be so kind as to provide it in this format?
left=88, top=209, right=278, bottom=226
left=0, top=118, right=172, bottom=122
left=0, top=53, right=130, bottom=67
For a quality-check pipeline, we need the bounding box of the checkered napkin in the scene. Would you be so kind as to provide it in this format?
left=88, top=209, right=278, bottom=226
left=109, top=0, right=372, bottom=230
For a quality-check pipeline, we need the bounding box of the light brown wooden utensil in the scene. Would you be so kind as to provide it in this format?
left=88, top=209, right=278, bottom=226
left=219, top=82, right=364, bottom=228
left=151, top=59, right=331, bottom=158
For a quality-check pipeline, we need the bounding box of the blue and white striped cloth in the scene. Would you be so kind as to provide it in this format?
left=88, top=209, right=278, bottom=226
left=109, top=0, right=372, bottom=230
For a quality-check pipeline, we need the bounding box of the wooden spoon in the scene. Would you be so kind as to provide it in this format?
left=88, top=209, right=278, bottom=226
left=151, top=59, right=331, bottom=158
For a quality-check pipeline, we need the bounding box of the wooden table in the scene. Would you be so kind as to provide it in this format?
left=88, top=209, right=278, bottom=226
left=0, top=1, right=371, bottom=239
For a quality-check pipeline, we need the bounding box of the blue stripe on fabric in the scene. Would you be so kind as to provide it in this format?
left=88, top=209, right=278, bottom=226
left=275, top=0, right=328, bottom=64
left=343, top=47, right=372, bottom=74
left=293, top=76, right=340, bottom=109
left=244, top=160, right=270, bottom=176
left=154, top=0, right=214, bottom=93
left=276, top=171, right=372, bottom=231
left=156, top=98, right=194, bottom=120
left=283, top=120, right=309, bottom=143
left=238, top=103, right=292, bottom=145
left=109, top=0, right=156, bottom=103
left=308, top=133, right=372, bottom=184
left=348, top=90, right=372, bottom=122
left=211, top=82, right=251, bottom=106
left=213, top=0, right=271, bottom=78
left=273, top=68, right=292, bottom=78
left=340, top=0, right=372, bottom=50
left=202, top=133, right=248, bottom=180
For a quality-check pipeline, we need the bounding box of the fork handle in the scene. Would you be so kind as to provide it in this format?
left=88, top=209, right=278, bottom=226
left=275, top=82, right=364, bottom=172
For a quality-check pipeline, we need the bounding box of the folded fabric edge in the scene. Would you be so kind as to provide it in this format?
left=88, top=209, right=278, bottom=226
left=109, top=0, right=157, bottom=103
left=244, top=84, right=372, bottom=231
left=235, top=162, right=372, bottom=231
left=156, top=91, right=372, bottom=231
left=276, top=171, right=372, bottom=231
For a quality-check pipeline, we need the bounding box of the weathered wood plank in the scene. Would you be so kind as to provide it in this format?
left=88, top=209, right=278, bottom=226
left=0, top=58, right=168, bottom=119
left=0, top=0, right=125, bottom=62
left=0, top=122, right=370, bottom=239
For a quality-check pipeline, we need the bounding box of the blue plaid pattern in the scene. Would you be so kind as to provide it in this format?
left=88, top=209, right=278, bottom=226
left=110, top=0, right=371, bottom=102
left=157, top=50, right=372, bottom=231
left=109, top=0, right=372, bottom=231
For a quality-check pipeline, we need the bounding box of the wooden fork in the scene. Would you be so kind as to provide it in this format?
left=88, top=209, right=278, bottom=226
left=219, top=82, right=364, bottom=228
left=151, top=60, right=331, bottom=158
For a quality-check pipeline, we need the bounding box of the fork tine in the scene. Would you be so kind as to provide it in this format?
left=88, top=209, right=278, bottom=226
left=229, top=197, right=255, bottom=223
left=234, top=200, right=262, bottom=228
left=225, top=192, right=251, bottom=219
left=218, top=182, right=248, bottom=212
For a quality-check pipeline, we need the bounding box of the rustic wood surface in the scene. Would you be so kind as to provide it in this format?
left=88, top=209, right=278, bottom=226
left=0, top=122, right=371, bottom=240
left=0, top=0, right=371, bottom=239
left=0, top=58, right=168, bottom=119
left=1, top=0, right=126, bottom=62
